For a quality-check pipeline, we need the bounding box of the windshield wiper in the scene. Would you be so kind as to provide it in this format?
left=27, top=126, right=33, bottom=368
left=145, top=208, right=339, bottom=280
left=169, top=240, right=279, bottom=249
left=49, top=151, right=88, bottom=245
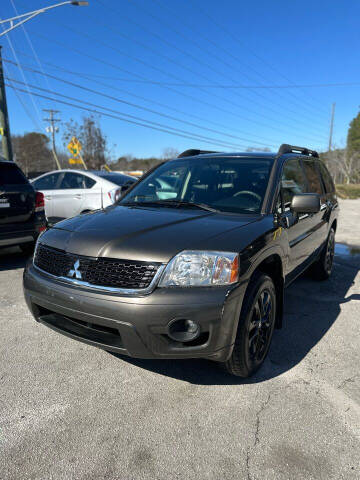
left=121, top=199, right=219, bottom=212
left=162, top=200, right=219, bottom=212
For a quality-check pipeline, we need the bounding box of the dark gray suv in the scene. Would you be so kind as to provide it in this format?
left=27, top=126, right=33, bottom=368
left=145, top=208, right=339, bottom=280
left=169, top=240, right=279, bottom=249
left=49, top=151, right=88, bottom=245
left=23, top=145, right=338, bottom=377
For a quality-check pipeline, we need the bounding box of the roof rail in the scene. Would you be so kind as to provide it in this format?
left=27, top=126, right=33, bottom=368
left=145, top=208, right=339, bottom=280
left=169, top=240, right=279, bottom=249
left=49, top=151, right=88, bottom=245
left=278, top=144, right=319, bottom=158
left=177, top=149, right=218, bottom=158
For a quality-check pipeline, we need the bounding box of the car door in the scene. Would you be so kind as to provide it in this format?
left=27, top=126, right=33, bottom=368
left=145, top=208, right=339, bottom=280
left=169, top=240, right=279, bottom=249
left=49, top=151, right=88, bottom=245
left=280, top=157, right=316, bottom=275
left=51, top=172, right=88, bottom=220
left=32, top=172, right=63, bottom=221
left=301, top=158, right=328, bottom=255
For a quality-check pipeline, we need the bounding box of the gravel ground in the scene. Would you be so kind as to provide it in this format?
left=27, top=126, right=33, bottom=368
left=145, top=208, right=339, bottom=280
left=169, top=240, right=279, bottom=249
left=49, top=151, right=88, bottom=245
left=0, top=200, right=359, bottom=480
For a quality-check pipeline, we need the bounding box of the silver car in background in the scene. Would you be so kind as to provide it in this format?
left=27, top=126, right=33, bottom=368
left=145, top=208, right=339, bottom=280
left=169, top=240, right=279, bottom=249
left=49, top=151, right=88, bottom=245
left=31, top=169, right=136, bottom=224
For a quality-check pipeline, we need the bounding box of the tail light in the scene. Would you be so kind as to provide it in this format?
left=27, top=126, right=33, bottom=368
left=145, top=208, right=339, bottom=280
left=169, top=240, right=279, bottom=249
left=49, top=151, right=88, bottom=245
left=108, top=188, right=122, bottom=203
left=35, top=191, right=45, bottom=212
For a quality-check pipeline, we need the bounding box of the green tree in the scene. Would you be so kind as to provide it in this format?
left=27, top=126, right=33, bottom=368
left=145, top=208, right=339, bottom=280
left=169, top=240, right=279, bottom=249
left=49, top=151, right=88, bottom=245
left=63, top=114, right=108, bottom=170
left=347, top=111, right=360, bottom=157
left=12, top=132, right=52, bottom=175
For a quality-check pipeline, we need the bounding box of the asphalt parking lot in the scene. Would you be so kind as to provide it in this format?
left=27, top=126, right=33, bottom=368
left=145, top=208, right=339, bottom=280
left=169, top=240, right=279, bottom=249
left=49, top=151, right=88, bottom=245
left=0, top=200, right=359, bottom=480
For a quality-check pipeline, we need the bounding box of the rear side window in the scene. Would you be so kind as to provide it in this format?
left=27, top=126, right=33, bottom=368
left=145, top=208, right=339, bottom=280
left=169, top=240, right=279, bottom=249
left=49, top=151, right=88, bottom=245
left=33, top=172, right=61, bottom=190
left=60, top=172, right=93, bottom=189
left=302, top=160, right=323, bottom=195
left=0, top=163, right=28, bottom=185
left=96, top=173, right=136, bottom=186
left=318, top=161, right=335, bottom=193
left=281, top=159, right=307, bottom=207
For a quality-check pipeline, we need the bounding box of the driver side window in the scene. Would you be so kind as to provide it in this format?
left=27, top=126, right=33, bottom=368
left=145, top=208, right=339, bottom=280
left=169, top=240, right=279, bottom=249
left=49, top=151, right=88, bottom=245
left=281, top=159, right=307, bottom=210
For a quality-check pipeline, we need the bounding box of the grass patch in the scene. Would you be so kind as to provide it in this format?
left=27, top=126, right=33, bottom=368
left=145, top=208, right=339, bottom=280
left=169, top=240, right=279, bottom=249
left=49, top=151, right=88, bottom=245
left=336, top=184, right=360, bottom=199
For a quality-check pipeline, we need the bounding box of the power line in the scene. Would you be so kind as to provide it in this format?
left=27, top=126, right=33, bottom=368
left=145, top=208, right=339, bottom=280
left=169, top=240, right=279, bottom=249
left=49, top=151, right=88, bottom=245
left=23, top=28, right=328, bottom=144
left=3, top=57, right=280, bottom=149
left=23, top=30, right=293, bottom=144
left=12, top=48, right=278, bottom=147
left=5, top=56, right=329, bottom=151
left=10, top=52, right=354, bottom=89
left=5, top=78, right=262, bottom=148
left=127, top=0, right=329, bottom=123
left=92, top=0, right=325, bottom=132
left=188, top=0, right=329, bottom=116
left=5, top=76, right=259, bottom=150
left=9, top=0, right=53, bottom=93
left=87, top=0, right=328, bottom=137
left=6, top=83, right=272, bottom=150
left=0, top=22, right=43, bottom=131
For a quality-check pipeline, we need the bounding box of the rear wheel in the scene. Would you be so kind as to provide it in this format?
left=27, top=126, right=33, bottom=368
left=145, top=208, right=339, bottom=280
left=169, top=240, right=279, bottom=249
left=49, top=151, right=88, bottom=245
left=224, top=272, right=276, bottom=377
left=310, top=228, right=335, bottom=280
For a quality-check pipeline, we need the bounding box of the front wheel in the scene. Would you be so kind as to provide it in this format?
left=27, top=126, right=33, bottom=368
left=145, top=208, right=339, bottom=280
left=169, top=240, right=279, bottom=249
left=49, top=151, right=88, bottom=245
left=223, top=273, right=276, bottom=377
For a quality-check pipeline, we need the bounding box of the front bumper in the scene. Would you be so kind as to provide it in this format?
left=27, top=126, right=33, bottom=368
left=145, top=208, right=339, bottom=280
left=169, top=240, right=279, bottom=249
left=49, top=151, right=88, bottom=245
left=23, top=263, right=246, bottom=361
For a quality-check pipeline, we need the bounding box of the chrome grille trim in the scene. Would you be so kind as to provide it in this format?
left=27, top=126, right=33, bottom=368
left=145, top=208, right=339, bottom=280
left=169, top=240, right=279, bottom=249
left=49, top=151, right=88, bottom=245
left=33, top=243, right=165, bottom=295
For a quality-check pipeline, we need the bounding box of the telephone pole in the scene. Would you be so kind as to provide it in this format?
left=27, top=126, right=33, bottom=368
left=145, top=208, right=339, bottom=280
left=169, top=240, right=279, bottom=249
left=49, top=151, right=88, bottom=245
left=0, top=46, right=13, bottom=161
left=328, top=102, right=336, bottom=152
left=0, top=1, right=88, bottom=162
left=43, top=108, right=61, bottom=169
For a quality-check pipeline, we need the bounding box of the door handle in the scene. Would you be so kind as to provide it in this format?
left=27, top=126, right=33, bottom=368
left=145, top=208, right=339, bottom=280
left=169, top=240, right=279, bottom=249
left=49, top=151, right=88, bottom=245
left=74, top=194, right=82, bottom=199
left=45, top=196, right=52, bottom=200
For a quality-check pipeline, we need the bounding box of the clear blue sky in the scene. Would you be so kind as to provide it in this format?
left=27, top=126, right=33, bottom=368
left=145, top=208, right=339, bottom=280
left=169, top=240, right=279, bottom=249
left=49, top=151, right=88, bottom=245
left=1, top=0, right=359, bottom=159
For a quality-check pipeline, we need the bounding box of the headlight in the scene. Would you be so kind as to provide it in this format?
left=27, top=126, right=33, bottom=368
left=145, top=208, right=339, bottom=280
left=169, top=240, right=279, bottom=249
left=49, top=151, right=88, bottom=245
left=159, top=250, right=239, bottom=287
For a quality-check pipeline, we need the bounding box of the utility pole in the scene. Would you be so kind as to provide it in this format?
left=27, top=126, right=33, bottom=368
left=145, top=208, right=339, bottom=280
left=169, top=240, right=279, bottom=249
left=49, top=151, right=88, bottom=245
left=0, top=1, right=88, bottom=162
left=0, top=46, right=13, bottom=161
left=43, top=108, right=61, bottom=169
left=328, top=102, right=335, bottom=152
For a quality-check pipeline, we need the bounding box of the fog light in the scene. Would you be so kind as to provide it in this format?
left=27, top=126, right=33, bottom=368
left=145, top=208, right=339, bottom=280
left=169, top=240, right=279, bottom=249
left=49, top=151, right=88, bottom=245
left=168, top=318, right=200, bottom=342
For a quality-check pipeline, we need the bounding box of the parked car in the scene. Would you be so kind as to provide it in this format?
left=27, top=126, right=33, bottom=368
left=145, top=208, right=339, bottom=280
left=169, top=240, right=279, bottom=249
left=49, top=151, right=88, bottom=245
left=0, top=158, right=46, bottom=254
left=24, top=145, right=338, bottom=377
left=31, top=169, right=136, bottom=224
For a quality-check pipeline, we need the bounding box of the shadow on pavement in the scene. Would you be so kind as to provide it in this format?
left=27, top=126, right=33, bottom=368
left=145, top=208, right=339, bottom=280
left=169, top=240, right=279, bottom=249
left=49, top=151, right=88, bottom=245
left=111, top=247, right=360, bottom=385
left=0, top=246, right=32, bottom=271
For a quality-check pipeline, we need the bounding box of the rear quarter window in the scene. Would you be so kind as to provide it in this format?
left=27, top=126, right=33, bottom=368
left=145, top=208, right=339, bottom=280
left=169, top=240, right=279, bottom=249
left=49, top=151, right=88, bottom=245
left=0, top=163, right=28, bottom=185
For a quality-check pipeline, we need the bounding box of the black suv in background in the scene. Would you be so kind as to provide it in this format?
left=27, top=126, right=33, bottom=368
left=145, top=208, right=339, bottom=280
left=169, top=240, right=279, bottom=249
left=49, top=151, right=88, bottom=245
left=24, top=145, right=338, bottom=377
left=0, top=158, right=46, bottom=254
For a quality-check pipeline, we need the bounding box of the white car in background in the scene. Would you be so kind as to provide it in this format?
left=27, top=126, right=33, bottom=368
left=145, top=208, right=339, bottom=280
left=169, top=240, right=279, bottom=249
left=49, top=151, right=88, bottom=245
left=31, top=169, right=136, bottom=224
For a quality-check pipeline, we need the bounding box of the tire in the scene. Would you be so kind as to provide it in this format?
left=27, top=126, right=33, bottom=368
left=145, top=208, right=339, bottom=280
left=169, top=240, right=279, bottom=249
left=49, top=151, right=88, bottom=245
left=20, top=242, right=35, bottom=256
left=224, top=272, right=277, bottom=377
left=310, top=228, right=335, bottom=281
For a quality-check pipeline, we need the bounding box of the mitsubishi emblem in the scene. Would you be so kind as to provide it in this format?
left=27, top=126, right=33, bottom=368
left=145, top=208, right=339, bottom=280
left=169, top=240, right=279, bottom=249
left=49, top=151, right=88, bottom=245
left=68, top=260, right=82, bottom=280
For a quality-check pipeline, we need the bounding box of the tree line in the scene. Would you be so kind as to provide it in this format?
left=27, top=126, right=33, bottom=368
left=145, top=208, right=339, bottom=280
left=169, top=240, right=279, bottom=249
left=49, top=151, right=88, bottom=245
left=7, top=112, right=360, bottom=183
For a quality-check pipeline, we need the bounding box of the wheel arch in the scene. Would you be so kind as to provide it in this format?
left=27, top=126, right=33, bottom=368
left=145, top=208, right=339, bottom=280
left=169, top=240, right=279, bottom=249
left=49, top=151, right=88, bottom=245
left=248, top=251, right=284, bottom=329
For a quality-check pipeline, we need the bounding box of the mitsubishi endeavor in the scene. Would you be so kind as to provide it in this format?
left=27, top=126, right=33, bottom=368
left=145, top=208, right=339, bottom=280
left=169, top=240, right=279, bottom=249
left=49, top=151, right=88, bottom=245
left=23, top=145, right=338, bottom=377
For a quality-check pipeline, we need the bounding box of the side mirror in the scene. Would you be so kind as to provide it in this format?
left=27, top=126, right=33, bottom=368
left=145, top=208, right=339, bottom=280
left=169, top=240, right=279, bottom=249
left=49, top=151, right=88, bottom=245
left=291, top=193, right=320, bottom=214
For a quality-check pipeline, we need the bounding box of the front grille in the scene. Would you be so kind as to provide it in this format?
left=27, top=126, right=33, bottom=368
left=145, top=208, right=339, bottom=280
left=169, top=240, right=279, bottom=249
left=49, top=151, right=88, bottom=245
left=34, top=243, right=161, bottom=290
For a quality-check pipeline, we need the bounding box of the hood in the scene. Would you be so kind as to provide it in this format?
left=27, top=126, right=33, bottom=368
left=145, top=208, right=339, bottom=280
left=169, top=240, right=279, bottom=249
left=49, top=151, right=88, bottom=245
left=40, top=205, right=260, bottom=263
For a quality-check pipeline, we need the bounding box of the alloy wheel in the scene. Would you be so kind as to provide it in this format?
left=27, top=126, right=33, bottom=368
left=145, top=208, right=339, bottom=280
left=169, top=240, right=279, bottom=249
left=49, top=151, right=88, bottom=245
left=248, top=289, right=274, bottom=362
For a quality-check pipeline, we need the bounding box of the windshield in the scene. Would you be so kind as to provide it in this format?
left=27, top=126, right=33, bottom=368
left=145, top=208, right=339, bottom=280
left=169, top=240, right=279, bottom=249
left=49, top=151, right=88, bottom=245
left=119, top=157, right=272, bottom=214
